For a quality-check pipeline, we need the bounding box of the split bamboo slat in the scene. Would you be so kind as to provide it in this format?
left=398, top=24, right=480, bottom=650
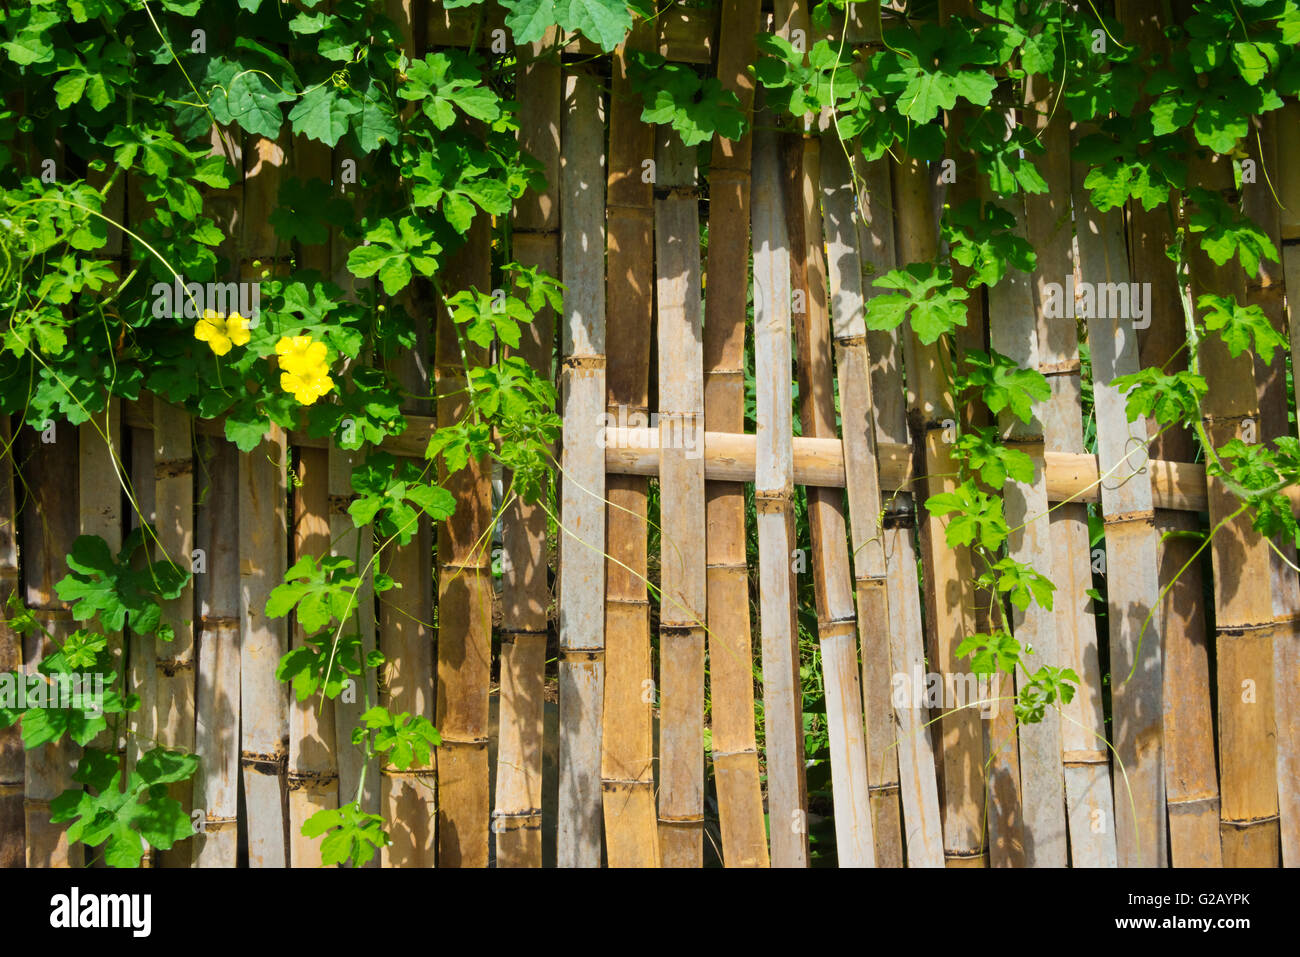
left=891, top=149, right=985, bottom=867
left=700, top=0, right=769, bottom=869
left=1024, top=73, right=1118, bottom=869
left=152, top=402, right=196, bottom=868
left=239, top=129, right=291, bottom=869
left=193, top=436, right=241, bottom=867
left=557, top=67, right=607, bottom=868
left=126, top=429, right=158, bottom=866
left=600, top=26, right=660, bottom=868
left=1070, top=137, right=1167, bottom=869
left=0, top=416, right=20, bottom=868
left=328, top=442, right=379, bottom=849
left=20, top=427, right=82, bottom=867
left=752, top=111, right=808, bottom=868
left=78, top=402, right=121, bottom=872
left=654, top=129, right=707, bottom=867
left=1245, top=112, right=1298, bottom=868
left=379, top=0, right=435, bottom=871
left=934, top=0, right=1020, bottom=869
left=1113, top=0, right=1220, bottom=869
left=288, top=446, right=339, bottom=866
left=1274, top=103, right=1300, bottom=866
left=820, top=139, right=899, bottom=867
left=493, top=28, right=560, bottom=869
left=980, top=156, right=1066, bottom=867
left=1189, top=154, right=1281, bottom=868
left=238, top=423, right=289, bottom=869
left=782, top=114, right=875, bottom=863
left=375, top=313, right=435, bottom=868
left=78, top=402, right=122, bottom=759
left=284, top=139, right=341, bottom=867
left=852, top=150, right=945, bottom=867
left=435, top=215, right=494, bottom=869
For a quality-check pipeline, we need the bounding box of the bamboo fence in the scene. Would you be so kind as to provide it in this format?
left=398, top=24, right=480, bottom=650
left=2, top=5, right=1298, bottom=871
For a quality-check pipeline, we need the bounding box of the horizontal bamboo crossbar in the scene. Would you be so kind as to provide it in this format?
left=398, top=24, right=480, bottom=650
left=121, top=399, right=1273, bottom=513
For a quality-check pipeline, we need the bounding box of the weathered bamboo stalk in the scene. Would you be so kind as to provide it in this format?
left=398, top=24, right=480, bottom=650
left=435, top=216, right=494, bottom=869
left=288, top=446, right=339, bottom=866
left=126, top=428, right=157, bottom=866
left=752, top=112, right=808, bottom=868
left=701, top=0, right=769, bottom=869
left=654, top=129, right=707, bottom=867
left=821, top=142, right=904, bottom=868
left=238, top=423, right=289, bottom=869
left=1024, top=73, right=1118, bottom=869
left=193, top=435, right=241, bottom=867
left=1273, top=103, right=1300, bottom=867
left=21, top=426, right=83, bottom=867
left=153, top=402, right=196, bottom=868
left=79, top=402, right=122, bottom=768
left=0, top=416, right=22, bottom=868
left=784, top=126, right=874, bottom=866
left=852, top=150, right=945, bottom=867
left=327, top=443, right=379, bottom=854
left=892, top=149, right=985, bottom=867
left=1114, top=1, right=1219, bottom=868
left=980, top=147, right=1067, bottom=867
left=557, top=67, right=607, bottom=868
left=600, top=28, right=659, bottom=868
left=1070, top=136, right=1167, bottom=868
left=493, top=29, right=559, bottom=869
left=1189, top=156, right=1280, bottom=867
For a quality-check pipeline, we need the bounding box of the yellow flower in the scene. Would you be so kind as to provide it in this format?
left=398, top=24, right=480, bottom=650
left=280, top=368, right=334, bottom=405
left=274, top=334, right=334, bottom=405
left=275, top=334, right=329, bottom=375
left=194, top=310, right=251, bottom=356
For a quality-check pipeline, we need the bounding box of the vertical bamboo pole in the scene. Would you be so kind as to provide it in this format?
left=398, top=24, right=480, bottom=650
left=600, top=27, right=659, bottom=868
left=153, top=403, right=196, bottom=868
left=752, top=113, right=808, bottom=868
left=654, top=129, right=707, bottom=867
left=126, top=427, right=157, bottom=866
left=380, top=0, right=435, bottom=871
left=1273, top=104, right=1300, bottom=866
left=193, top=436, right=241, bottom=867
left=1070, top=140, right=1167, bottom=868
left=1024, top=73, right=1119, bottom=868
left=435, top=214, right=493, bottom=869
left=0, top=416, right=22, bottom=868
left=1115, top=1, right=1219, bottom=868
left=1189, top=156, right=1280, bottom=867
left=239, top=127, right=291, bottom=868
left=557, top=67, right=607, bottom=868
left=288, top=446, right=338, bottom=866
left=20, top=427, right=83, bottom=867
left=782, top=125, right=874, bottom=865
left=974, top=119, right=1066, bottom=865
left=285, top=138, right=339, bottom=867
left=892, top=150, right=985, bottom=867
left=820, top=139, right=900, bottom=866
left=1245, top=111, right=1297, bottom=869
left=328, top=444, right=378, bottom=853
left=853, top=152, right=945, bottom=867
left=701, top=0, right=769, bottom=869
left=493, top=29, right=560, bottom=869
left=239, top=422, right=289, bottom=869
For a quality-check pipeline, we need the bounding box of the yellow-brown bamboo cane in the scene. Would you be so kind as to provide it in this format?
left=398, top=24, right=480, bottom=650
left=493, top=29, right=560, bottom=868
left=752, top=109, right=808, bottom=868
left=557, top=67, right=607, bottom=867
left=1024, top=73, right=1119, bottom=868
left=600, top=27, right=659, bottom=868
left=0, top=415, right=21, bottom=868
left=701, top=0, right=769, bottom=869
